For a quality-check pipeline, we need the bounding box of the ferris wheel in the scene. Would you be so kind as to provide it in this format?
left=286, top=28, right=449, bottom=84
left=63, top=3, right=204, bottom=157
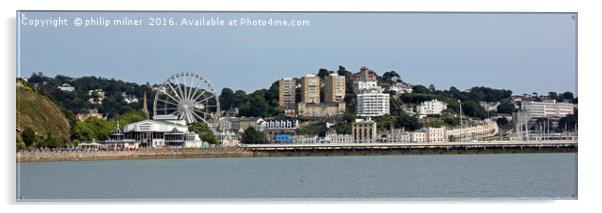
left=153, top=72, right=221, bottom=125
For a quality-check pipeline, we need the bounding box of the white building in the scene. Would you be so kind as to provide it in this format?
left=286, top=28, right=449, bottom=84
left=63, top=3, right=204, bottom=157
left=218, top=130, right=240, bottom=147
left=76, top=108, right=105, bottom=121
left=123, top=115, right=203, bottom=148
left=294, top=135, right=318, bottom=144
left=416, top=99, right=448, bottom=116
left=259, top=119, right=300, bottom=131
left=324, top=129, right=353, bottom=143
left=385, top=128, right=412, bottom=143
left=389, top=82, right=413, bottom=94
left=88, top=89, right=106, bottom=105
left=410, top=131, right=426, bottom=142
left=122, top=92, right=139, bottom=104
left=425, top=127, right=447, bottom=143
left=521, top=100, right=575, bottom=118
left=357, top=93, right=390, bottom=117
left=57, top=83, right=75, bottom=92
left=479, top=101, right=500, bottom=112
left=354, top=81, right=383, bottom=93
left=446, top=119, right=499, bottom=141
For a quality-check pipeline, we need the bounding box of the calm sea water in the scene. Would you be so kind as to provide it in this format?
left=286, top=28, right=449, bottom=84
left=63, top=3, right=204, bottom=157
left=17, top=153, right=577, bottom=200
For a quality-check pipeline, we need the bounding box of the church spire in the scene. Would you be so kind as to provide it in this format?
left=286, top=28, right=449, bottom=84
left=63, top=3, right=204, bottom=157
left=142, top=91, right=149, bottom=119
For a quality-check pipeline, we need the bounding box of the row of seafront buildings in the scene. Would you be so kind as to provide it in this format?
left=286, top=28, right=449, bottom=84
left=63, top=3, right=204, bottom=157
left=213, top=116, right=498, bottom=145
left=353, top=118, right=498, bottom=143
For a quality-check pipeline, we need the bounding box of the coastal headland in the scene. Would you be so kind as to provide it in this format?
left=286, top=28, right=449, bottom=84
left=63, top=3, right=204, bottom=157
left=17, top=141, right=577, bottom=162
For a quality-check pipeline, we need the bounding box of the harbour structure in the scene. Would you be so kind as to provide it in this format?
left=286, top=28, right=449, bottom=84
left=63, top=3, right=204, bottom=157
left=240, top=140, right=578, bottom=155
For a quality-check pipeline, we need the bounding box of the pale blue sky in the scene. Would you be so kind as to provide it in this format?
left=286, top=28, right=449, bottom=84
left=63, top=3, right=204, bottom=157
left=17, top=11, right=577, bottom=95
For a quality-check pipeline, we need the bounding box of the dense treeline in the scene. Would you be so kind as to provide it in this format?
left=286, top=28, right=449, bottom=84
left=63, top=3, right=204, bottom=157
left=27, top=72, right=154, bottom=117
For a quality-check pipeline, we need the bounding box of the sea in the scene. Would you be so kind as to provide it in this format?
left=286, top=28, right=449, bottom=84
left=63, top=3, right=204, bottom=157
left=16, top=153, right=577, bottom=200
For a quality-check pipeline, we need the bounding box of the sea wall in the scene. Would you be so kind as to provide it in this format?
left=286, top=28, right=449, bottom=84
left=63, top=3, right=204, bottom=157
left=17, top=148, right=254, bottom=162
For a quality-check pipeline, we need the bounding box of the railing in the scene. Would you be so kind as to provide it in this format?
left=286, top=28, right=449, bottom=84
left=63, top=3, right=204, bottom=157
left=240, top=140, right=577, bottom=151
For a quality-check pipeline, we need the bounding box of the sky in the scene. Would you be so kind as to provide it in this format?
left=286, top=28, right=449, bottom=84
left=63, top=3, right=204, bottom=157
left=17, top=11, right=577, bottom=95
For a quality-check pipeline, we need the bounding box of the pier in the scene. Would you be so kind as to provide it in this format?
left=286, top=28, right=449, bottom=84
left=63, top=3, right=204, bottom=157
left=240, top=140, right=577, bottom=156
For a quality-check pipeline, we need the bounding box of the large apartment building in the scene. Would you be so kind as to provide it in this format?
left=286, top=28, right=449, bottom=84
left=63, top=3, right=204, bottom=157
left=296, top=73, right=346, bottom=117
left=324, top=73, right=346, bottom=103
left=357, top=93, right=390, bottom=117
left=352, top=66, right=390, bottom=118
left=301, top=74, right=320, bottom=104
left=278, top=77, right=297, bottom=116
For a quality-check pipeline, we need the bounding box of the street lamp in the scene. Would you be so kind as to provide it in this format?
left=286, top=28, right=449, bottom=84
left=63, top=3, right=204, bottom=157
left=457, top=100, right=463, bottom=128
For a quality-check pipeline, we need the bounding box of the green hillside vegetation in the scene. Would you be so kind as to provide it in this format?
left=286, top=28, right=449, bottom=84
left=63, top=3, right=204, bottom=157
left=71, top=110, right=147, bottom=142
left=17, top=85, right=72, bottom=149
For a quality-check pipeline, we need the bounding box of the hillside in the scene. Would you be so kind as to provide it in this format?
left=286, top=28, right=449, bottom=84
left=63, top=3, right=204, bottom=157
left=17, top=85, right=71, bottom=147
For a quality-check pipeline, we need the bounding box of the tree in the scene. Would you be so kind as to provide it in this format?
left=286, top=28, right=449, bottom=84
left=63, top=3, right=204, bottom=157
left=337, top=65, right=350, bottom=76
left=429, top=84, right=436, bottom=92
left=462, top=100, right=487, bottom=119
left=39, top=133, right=62, bottom=148
left=496, top=101, right=516, bottom=114
left=241, top=127, right=267, bottom=144
left=496, top=117, right=511, bottom=129
left=317, top=68, right=331, bottom=79
left=558, top=109, right=578, bottom=131
left=382, top=71, right=401, bottom=83
left=111, top=110, right=146, bottom=125
left=71, top=117, right=113, bottom=141
left=233, top=90, right=248, bottom=108
left=394, top=113, right=422, bottom=131
left=219, top=88, right=236, bottom=110
left=561, top=91, right=574, bottom=102
left=548, top=92, right=559, bottom=101
left=412, top=85, right=431, bottom=94
left=22, top=127, right=37, bottom=147
left=331, top=123, right=352, bottom=135
left=188, top=122, right=218, bottom=144
left=443, top=117, right=461, bottom=127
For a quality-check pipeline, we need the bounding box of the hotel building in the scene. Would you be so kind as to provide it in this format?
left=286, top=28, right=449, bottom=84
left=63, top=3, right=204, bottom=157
left=521, top=100, right=575, bottom=118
